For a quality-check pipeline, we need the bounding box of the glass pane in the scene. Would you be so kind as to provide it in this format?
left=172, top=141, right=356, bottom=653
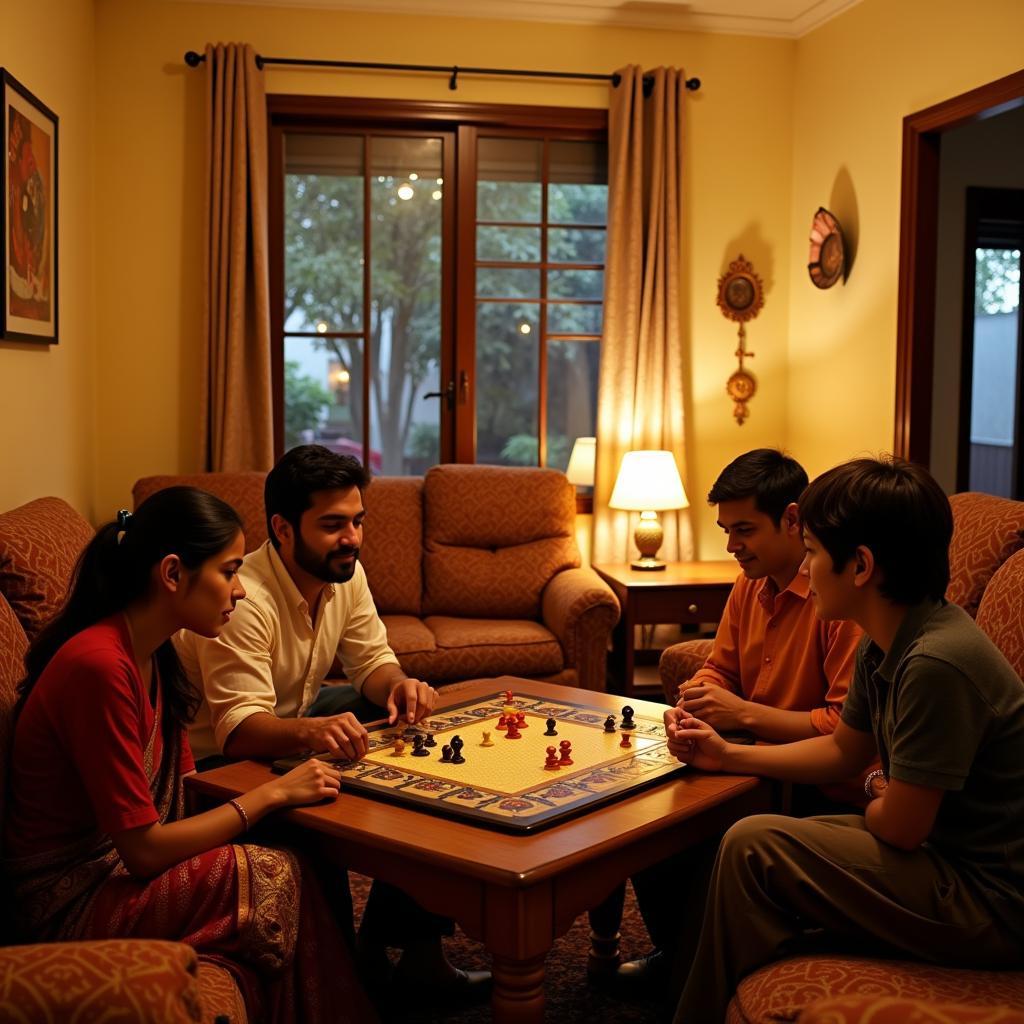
left=548, top=302, right=602, bottom=336
left=284, top=336, right=373, bottom=468
left=477, top=138, right=542, bottom=222
left=548, top=269, right=604, bottom=300
left=549, top=140, right=608, bottom=225
left=368, top=136, right=444, bottom=475
left=476, top=267, right=540, bottom=299
left=284, top=133, right=364, bottom=332
left=477, top=226, right=541, bottom=262
left=475, top=302, right=539, bottom=465
left=549, top=227, right=606, bottom=264
left=546, top=340, right=600, bottom=474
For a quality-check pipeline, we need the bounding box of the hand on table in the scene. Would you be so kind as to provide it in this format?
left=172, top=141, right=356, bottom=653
left=305, top=713, right=369, bottom=761
left=387, top=677, right=438, bottom=725
left=273, top=758, right=342, bottom=807
left=664, top=706, right=729, bottom=772
left=678, top=683, right=748, bottom=731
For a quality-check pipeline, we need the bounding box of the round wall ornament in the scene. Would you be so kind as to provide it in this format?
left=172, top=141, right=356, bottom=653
left=808, top=207, right=846, bottom=288
left=716, top=254, right=764, bottom=425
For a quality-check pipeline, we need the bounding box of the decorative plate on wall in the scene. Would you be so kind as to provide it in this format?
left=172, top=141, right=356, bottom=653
left=808, top=207, right=846, bottom=289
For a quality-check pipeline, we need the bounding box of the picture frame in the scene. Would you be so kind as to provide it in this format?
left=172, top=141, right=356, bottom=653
left=1, top=69, right=58, bottom=344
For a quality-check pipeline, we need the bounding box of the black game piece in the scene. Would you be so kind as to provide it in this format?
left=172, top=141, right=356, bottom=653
left=544, top=718, right=558, bottom=736
left=403, top=726, right=419, bottom=740
left=411, top=735, right=429, bottom=757
left=603, top=715, right=616, bottom=733
left=424, top=733, right=437, bottom=747
left=621, top=705, right=636, bottom=730
left=450, top=735, right=465, bottom=764
left=440, top=744, right=453, bottom=762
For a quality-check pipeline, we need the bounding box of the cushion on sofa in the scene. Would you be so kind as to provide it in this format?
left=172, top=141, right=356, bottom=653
left=730, top=956, right=1024, bottom=1024
left=133, top=472, right=269, bottom=553
left=362, top=477, right=423, bottom=616
left=0, top=497, right=94, bottom=641
left=382, top=615, right=437, bottom=658
left=946, top=492, right=1024, bottom=618
left=422, top=465, right=578, bottom=618
left=197, top=956, right=249, bottom=1024
left=0, top=593, right=27, bottom=846
left=797, top=995, right=1024, bottom=1024
left=976, top=546, right=1024, bottom=680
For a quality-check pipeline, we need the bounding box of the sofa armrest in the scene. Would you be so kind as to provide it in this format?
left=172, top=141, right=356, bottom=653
left=798, top=995, right=1024, bottom=1024
left=541, top=568, right=620, bottom=692
left=0, top=939, right=203, bottom=1023
left=659, top=639, right=714, bottom=706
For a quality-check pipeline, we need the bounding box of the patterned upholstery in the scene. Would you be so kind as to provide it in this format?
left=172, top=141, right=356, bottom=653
left=0, top=498, right=94, bottom=641
left=731, top=956, right=1024, bottom=1024
left=798, top=996, right=1024, bottom=1024
left=659, top=638, right=714, bottom=705
left=0, top=939, right=203, bottom=1023
left=133, top=473, right=268, bottom=553
left=976, top=547, right=1024, bottom=681
left=422, top=465, right=579, bottom=618
left=197, top=958, right=248, bottom=1024
left=946, top=492, right=1024, bottom=618
left=0, top=594, right=28, bottom=844
left=362, top=476, right=423, bottom=615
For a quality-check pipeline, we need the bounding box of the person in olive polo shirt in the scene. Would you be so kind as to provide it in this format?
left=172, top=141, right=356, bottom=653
left=666, top=457, right=1024, bottom=1024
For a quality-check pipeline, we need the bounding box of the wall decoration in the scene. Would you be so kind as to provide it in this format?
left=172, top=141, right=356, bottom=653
left=2, top=70, right=58, bottom=344
left=716, top=254, right=763, bottom=425
left=808, top=207, right=845, bottom=289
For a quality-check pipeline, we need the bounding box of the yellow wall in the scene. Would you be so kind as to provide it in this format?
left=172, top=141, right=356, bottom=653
left=786, top=0, right=1024, bottom=479
left=93, top=0, right=796, bottom=556
left=0, top=0, right=95, bottom=515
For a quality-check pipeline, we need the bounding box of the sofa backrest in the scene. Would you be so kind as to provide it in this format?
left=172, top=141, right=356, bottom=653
left=0, top=497, right=95, bottom=643
left=361, top=477, right=424, bottom=616
left=421, top=464, right=579, bottom=618
left=133, top=472, right=269, bottom=553
left=976, top=546, right=1024, bottom=681
left=947, top=492, right=1024, bottom=618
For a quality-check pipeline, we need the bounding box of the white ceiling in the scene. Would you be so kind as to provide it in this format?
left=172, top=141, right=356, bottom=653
left=175, top=0, right=864, bottom=39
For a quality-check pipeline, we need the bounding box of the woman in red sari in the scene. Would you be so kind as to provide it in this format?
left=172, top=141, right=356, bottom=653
left=5, top=487, right=376, bottom=1023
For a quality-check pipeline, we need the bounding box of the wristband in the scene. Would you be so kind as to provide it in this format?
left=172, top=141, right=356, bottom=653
left=863, top=768, right=886, bottom=799
left=228, top=798, right=250, bottom=833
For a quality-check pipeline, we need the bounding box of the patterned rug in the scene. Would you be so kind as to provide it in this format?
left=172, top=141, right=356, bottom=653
left=350, top=873, right=668, bottom=1023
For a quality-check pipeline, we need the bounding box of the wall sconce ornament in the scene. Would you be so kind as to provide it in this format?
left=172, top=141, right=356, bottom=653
left=808, top=207, right=846, bottom=288
left=716, top=254, right=764, bottom=425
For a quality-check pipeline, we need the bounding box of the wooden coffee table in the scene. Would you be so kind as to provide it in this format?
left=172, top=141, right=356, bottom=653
left=187, top=678, right=770, bottom=1023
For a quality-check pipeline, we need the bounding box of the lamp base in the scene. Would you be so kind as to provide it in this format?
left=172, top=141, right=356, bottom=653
left=630, top=556, right=667, bottom=571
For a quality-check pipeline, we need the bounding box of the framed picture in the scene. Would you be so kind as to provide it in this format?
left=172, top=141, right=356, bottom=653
left=1, top=70, right=58, bottom=344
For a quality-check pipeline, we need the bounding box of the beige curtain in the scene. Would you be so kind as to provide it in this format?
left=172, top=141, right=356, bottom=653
left=592, top=65, right=694, bottom=565
left=199, top=43, right=273, bottom=471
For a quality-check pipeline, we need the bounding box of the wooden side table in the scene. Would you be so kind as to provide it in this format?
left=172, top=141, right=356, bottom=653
left=592, top=560, right=737, bottom=697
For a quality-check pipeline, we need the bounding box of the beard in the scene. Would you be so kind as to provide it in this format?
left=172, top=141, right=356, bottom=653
left=293, top=533, right=360, bottom=583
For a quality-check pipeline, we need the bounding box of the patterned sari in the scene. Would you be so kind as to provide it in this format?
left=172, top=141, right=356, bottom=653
left=7, top=682, right=375, bottom=1023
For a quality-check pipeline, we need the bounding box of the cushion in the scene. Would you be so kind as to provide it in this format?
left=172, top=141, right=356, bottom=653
left=422, top=465, right=578, bottom=617
left=382, top=615, right=437, bottom=658
left=197, top=957, right=248, bottom=1024
left=362, top=477, right=423, bottom=615
left=0, top=497, right=94, bottom=641
left=976, top=547, right=1024, bottom=680
left=731, top=956, right=1024, bottom=1024
left=797, top=995, right=1024, bottom=1024
left=133, top=472, right=268, bottom=553
left=659, top=638, right=714, bottom=705
left=947, top=493, right=1024, bottom=618
left=0, top=593, right=28, bottom=841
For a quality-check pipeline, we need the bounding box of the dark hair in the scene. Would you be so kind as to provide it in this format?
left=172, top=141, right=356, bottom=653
left=264, top=445, right=370, bottom=548
left=21, top=487, right=244, bottom=728
left=707, top=448, right=808, bottom=524
left=798, top=456, right=952, bottom=605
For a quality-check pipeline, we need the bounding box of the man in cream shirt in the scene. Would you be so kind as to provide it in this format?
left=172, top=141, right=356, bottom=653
left=175, top=444, right=490, bottom=1001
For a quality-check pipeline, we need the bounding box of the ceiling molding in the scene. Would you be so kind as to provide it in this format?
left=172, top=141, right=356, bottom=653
left=168, top=0, right=864, bottom=39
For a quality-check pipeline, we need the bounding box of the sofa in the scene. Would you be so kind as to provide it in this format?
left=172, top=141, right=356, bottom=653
left=134, top=463, right=620, bottom=692
left=0, top=497, right=246, bottom=1023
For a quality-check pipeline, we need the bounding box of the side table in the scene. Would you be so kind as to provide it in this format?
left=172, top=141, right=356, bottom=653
left=592, top=560, right=737, bottom=697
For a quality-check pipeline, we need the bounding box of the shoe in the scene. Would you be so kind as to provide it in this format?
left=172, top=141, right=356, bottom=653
left=612, top=949, right=669, bottom=995
left=393, top=961, right=492, bottom=1005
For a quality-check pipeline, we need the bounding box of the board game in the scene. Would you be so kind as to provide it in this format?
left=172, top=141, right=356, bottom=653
left=273, top=690, right=685, bottom=833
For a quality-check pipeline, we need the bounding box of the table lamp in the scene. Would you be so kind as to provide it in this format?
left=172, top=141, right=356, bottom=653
left=566, top=436, right=596, bottom=488
left=608, top=450, right=689, bottom=570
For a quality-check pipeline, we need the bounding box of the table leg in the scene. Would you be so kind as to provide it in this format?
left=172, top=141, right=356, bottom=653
left=491, top=952, right=547, bottom=1023
left=587, top=881, right=626, bottom=978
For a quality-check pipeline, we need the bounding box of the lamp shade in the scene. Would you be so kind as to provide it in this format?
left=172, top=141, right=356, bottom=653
left=566, top=437, right=596, bottom=486
left=609, top=450, right=689, bottom=511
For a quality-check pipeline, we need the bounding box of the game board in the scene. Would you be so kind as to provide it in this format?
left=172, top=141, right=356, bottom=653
left=274, top=690, right=685, bottom=833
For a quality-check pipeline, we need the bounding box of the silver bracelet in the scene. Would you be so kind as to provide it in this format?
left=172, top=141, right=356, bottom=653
left=864, top=768, right=886, bottom=799
left=228, top=798, right=250, bottom=833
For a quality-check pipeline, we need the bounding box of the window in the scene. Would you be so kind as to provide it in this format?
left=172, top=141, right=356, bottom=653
left=269, top=98, right=607, bottom=490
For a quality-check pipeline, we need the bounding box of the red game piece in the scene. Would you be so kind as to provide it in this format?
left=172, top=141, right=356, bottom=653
left=515, top=711, right=528, bottom=729
left=558, top=739, right=573, bottom=765
left=495, top=714, right=508, bottom=731
left=505, top=720, right=522, bottom=739
left=544, top=746, right=560, bottom=770
left=619, top=731, right=632, bottom=748
left=504, top=689, right=514, bottom=705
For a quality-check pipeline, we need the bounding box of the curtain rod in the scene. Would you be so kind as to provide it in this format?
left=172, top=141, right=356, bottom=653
left=182, top=51, right=701, bottom=93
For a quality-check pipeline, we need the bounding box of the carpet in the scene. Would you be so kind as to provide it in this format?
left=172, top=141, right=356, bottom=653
left=350, top=873, right=670, bottom=1023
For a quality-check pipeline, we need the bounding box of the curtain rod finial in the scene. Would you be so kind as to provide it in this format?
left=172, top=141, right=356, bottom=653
left=184, top=50, right=204, bottom=67
left=686, top=76, right=701, bottom=91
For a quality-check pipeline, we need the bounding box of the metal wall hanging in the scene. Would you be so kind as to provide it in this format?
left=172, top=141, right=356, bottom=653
left=716, top=254, right=764, bottom=425
left=808, top=207, right=846, bottom=288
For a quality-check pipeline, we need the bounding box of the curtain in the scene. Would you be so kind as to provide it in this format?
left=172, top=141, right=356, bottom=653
left=199, top=43, right=273, bottom=471
left=592, top=65, right=694, bottom=565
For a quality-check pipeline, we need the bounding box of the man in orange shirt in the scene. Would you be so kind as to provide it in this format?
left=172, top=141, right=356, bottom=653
left=613, top=448, right=864, bottom=997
